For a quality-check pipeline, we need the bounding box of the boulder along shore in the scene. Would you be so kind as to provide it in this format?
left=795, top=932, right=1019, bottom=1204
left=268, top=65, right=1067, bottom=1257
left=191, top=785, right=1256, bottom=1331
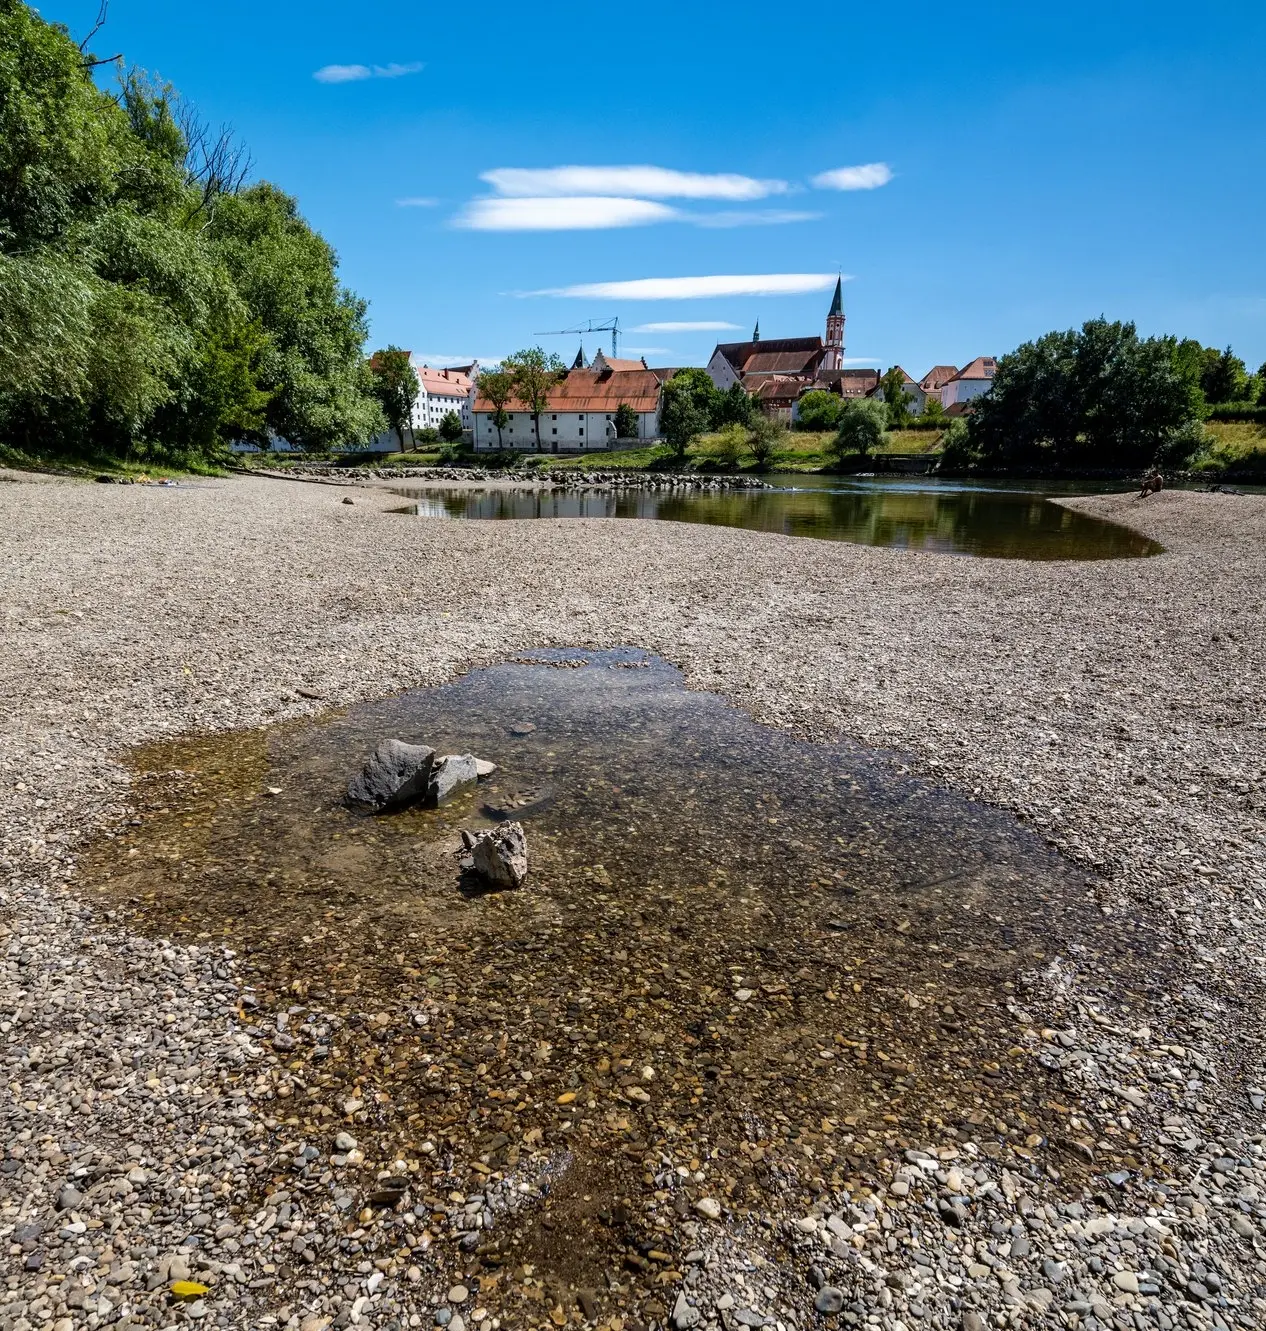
left=1, top=473, right=1264, bottom=1331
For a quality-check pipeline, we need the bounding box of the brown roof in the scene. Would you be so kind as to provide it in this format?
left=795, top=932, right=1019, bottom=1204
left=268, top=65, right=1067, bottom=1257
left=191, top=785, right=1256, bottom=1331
left=817, top=368, right=880, bottom=397
left=648, top=367, right=683, bottom=384
left=919, top=364, right=958, bottom=391
left=747, top=374, right=811, bottom=403
left=948, top=356, right=997, bottom=382
left=473, top=367, right=660, bottom=415
left=715, top=337, right=822, bottom=378
left=593, top=355, right=648, bottom=372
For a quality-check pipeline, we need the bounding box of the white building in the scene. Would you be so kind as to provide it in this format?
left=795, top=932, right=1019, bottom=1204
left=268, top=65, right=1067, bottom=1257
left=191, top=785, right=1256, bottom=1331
left=941, top=357, right=997, bottom=411
left=413, top=365, right=474, bottom=432
left=472, top=362, right=662, bottom=452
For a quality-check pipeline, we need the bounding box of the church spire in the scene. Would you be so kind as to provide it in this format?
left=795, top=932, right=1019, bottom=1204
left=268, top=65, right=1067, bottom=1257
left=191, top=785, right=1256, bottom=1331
left=752, top=319, right=760, bottom=343
left=823, top=276, right=845, bottom=372
left=572, top=344, right=587, bottom=370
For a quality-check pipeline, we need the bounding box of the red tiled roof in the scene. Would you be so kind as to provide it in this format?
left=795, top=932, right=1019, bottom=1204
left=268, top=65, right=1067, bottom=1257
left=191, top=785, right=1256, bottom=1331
left=473, top=368, right=660, bottom=415
left=417, top=367, right=472, bottom=397
left=818, top=368, right=880, bottom=397
left=919, top=364, right=958, bottom=391
left=714, top=337, right=823, bottom=377
left=948, top=356, right=997, bottom=382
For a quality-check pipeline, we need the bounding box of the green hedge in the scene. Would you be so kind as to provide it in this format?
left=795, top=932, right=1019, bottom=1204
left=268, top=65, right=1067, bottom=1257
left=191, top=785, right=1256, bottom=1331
left=1206, top=403, right=1266, bottom=422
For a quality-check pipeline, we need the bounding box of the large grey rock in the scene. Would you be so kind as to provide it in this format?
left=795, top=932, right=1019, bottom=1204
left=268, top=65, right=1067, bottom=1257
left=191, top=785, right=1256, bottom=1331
left=429, top=754, right=479, bottom=806
left=470, top=821, right=528, bottom=888
left=347, top=739, right=434, bottom=809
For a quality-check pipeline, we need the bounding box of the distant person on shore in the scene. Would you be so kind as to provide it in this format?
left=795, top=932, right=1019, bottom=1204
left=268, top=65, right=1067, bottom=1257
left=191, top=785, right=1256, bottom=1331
left=1140, top=469, right=1164, bottom=498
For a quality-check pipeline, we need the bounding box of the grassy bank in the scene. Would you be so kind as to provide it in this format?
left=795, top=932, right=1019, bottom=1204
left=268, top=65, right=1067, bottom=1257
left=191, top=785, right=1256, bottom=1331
left=0, top=443, right=227, bottom=480
left=1191, top=421, right=1266, bottom=475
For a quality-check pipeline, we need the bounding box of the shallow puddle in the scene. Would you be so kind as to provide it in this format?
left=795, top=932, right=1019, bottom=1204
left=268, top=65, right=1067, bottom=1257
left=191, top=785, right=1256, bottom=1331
left=78, top=651, right=1166, bottom=1317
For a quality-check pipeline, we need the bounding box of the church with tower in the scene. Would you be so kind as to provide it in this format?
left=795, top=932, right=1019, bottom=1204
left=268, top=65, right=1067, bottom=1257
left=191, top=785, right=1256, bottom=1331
left=704, top=277, right=879, bottom=417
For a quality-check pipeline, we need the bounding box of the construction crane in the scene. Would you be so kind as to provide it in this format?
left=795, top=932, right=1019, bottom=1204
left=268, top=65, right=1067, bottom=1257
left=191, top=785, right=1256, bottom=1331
left=534, top=317, right=623, bottom=359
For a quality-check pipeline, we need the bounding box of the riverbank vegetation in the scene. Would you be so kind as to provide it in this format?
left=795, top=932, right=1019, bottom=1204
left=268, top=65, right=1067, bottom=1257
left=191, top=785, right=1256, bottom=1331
left=0, top=2, right=383, bottom=472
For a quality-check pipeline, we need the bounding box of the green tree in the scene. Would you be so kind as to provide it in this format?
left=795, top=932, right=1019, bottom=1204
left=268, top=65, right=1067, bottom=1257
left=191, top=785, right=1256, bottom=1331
left=210, top=185, right=383, bottom=450
left=747, top=414, right=784, bottom=469
left=369, top=346, right=418, bottom=450
left=477, top=368, right=514, bottom=448
left=614, top=401, right=639, bottom=439
left=504, top=347, right=564, bottom=452
left=1200, top=347, right=1248, bottom=404
left=970, top=319, right=1200, bottom=469
left=659, top=369, right=717, bottom=459
left=937, top=418, right=975, bottom=471
left=922, top=395, right=945, bottom=422
left=712, top=381, right=754, bottom=429
left=438, top=410, right=463, bottom=443
left=830, top=399, right=887, bottom=466
left=879, top=367, right=911, bottom=426
left=795, top=389, right=842, bottom=432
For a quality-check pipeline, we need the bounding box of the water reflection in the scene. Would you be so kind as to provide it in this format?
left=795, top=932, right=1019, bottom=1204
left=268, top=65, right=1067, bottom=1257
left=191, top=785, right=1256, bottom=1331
left=390, top=478, right=1163, bottom=560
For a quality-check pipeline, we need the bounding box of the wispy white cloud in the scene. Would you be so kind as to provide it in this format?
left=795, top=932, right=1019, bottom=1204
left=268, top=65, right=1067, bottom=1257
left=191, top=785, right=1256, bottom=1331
left=314, top=61, right=424, bottom=84
left=691, top=209, right=820, bottom=228
left=396, top=197, right=439, bottom=208
left=455, top=197, right=678, bottom=231
left=526, top=274, right=845, bottom=300
left=631, top=321, right=743, bottom=332
left=811, top=163, right=893, bottom=191
left=481, top=165, right=787, bottom=201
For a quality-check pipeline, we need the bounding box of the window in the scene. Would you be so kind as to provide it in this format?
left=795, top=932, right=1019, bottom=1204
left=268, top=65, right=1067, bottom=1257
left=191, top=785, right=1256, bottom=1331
left=578, top=428, right=584, bottom=436
left=551, top=428, right=557, bottom=435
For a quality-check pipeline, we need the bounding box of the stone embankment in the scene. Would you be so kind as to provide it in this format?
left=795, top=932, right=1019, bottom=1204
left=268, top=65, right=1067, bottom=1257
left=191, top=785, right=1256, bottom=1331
left=264, top=464, right=770, bottom=491
left=0, top=475, right=1264, bottom=1331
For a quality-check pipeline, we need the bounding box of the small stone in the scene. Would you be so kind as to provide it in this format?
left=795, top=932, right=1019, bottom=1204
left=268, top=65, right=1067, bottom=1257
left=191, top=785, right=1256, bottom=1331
left=694, top=1197, right=722, bottom=1220
left=734, top=988, right=754, bottom=1002
left=672, top=1291, right=700, bottom=1329
left=474, top=758, right=497, bottom=779
left=1112, top=1271, right=1139, bottom=1294
left=469, top=820, right=528, bottom=888
left=342, top=496, right=354, bottom=504
left=814, top=1287, right=845, bottom=1315
left=1042, top=1258, right=1066, bottom=1285
left=890, top=1179, right=910, bottom=1197
left=509, top=721, right=536, bottom=736
left=962, top=1315, right=986, bottom=1331
left=56, top=1186, right=83, bottom=1212
left=335, top=1132, right=357, bottom=1152
left=448, top=1285, right=469, bottom=1304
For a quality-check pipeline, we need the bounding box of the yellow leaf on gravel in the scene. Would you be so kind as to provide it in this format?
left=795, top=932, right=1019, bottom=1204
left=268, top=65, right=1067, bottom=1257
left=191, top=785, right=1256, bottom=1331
left=171, top=1280, right=209, bottom=1299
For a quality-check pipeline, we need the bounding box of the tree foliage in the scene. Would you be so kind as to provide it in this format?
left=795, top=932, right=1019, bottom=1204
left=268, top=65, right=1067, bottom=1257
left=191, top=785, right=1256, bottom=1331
left=660, top=369, right=717, bottom=458
left=438, top=410, right=463, bottom=443
left=614, top=402, right=639, bottom=439
left=0, top=1, right=381, bottom=464
left=477, top=368, right=514, bottom=448
left=504, top=347, right=564, bottom=452
left=830, top=398, right=887, bottom=465
left=712, top=381, right=754, bottom=429
left=880, top=367, right=912, bottom=426
left=795, top=389, right=842, bottom=432
left=966, top=319, right=1200, bottom=470
left=369, top=346, right=418, bottom=449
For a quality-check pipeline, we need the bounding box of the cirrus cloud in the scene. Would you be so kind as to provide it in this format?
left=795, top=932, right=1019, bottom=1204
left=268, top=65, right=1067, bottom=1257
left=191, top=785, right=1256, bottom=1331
left=456, top=197, right=679, bottom=231
left=314, top=61, right=424, bottom=84
left=481, top=165, right=787, bottom=201
left=811, top=163, right=894, bottom=191
left=526, top=274, right=846, bottom=300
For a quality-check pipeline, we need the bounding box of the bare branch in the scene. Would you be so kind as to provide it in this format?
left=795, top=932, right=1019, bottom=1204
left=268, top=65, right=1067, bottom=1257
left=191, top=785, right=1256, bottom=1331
left=79, top=0, right=109, bottom=51
left=175, top=100, right=253, bottom=226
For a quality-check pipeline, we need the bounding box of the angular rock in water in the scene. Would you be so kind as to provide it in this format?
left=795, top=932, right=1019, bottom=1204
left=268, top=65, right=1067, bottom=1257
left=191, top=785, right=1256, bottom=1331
left=470, top=821, right=528, bottom=888
left=482, top=783, right=554, bottom=821
left=429, top=754, right=479, bottom=806
left=347, top=740, right=435, bottom=809
left=474, top=758, right=497, bottom=780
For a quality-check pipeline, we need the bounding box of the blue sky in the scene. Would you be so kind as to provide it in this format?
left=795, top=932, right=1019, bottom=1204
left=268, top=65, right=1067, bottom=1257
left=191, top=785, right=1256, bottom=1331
left=50, top=0, right=1266, bottom=374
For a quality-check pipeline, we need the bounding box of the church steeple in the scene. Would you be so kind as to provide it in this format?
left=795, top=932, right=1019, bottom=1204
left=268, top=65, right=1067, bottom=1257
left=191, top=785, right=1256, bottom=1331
left=823, top=276, right=845, bottom=372
left=752, top=319, right=760, bottom=343
left=571, top=344, right=587, bottom=370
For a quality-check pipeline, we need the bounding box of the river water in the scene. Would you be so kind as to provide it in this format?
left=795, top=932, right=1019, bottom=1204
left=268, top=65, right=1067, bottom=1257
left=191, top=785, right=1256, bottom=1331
left=389, top=475, right=1164, bottom=560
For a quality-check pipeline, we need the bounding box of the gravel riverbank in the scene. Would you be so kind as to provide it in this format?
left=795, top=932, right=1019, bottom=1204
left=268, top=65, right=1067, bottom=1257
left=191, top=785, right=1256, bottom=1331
left=1, top=474, right=1264, bottom=1331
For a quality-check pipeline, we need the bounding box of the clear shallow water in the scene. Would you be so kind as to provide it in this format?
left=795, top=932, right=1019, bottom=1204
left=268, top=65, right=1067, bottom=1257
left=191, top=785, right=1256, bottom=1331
left=390, top=475, right=1164, bottom=560
left=77, top=651, right=1165, bottom=1313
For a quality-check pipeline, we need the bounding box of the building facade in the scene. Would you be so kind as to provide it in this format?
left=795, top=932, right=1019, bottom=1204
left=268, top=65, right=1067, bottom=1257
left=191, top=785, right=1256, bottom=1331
left=472, top=364, right=662, bottom=452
